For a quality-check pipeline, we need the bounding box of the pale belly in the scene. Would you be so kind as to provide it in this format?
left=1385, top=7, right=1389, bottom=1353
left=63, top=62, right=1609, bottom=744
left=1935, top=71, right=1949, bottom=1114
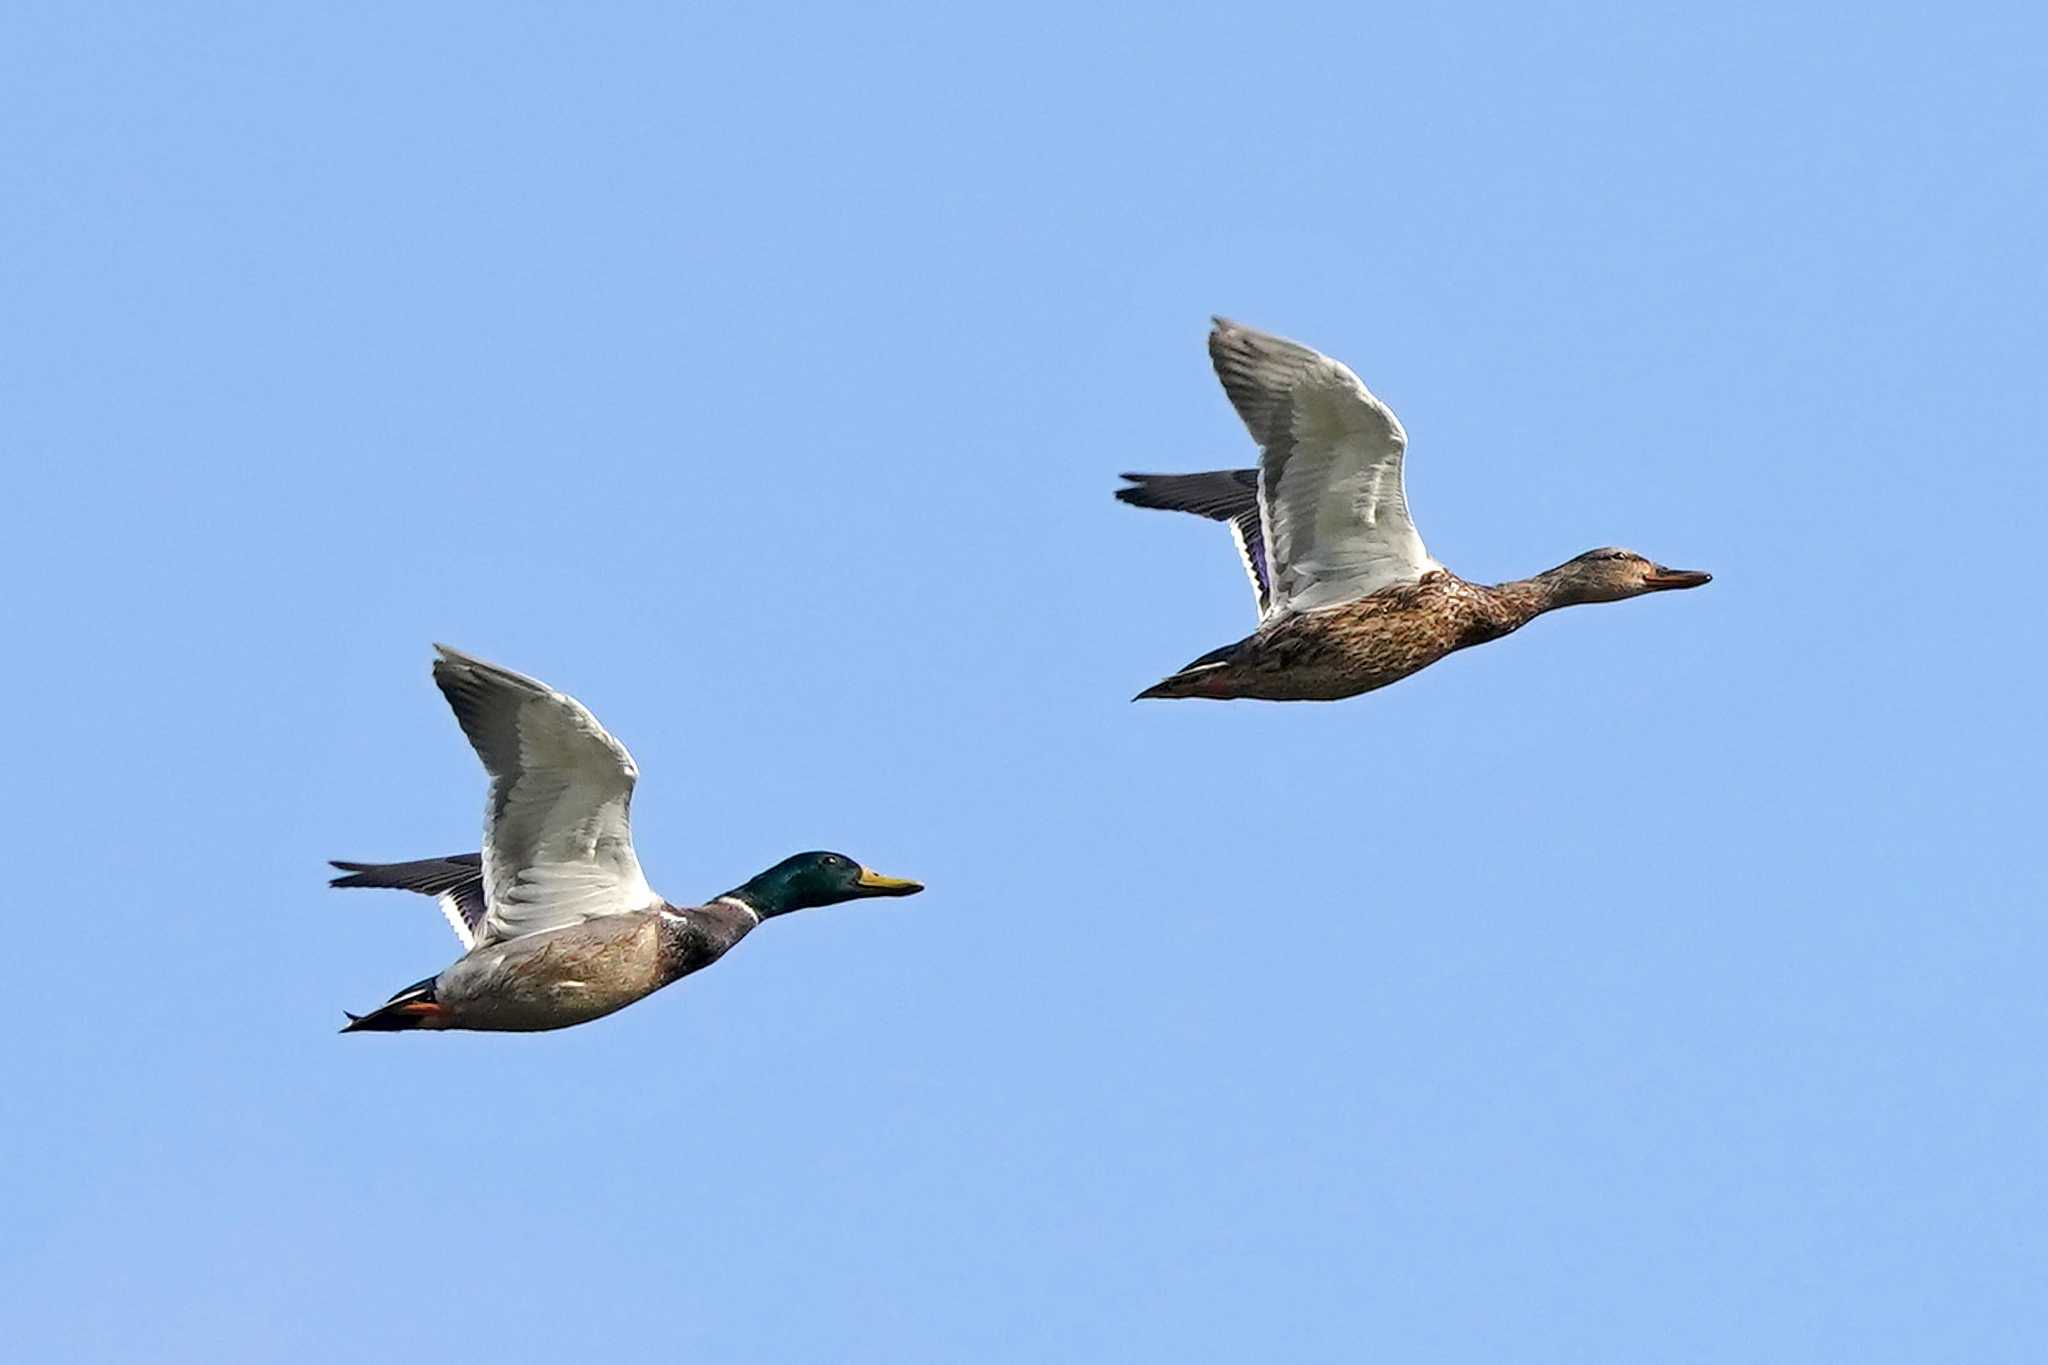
left=435, top=917, right=669, bottom=1032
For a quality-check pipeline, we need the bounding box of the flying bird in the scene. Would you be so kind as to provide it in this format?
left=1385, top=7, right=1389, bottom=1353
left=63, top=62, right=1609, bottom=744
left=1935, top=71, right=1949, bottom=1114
left=1117, top=318, right=1711, bottom=701
left=332, top=646, right=921, bottom=1033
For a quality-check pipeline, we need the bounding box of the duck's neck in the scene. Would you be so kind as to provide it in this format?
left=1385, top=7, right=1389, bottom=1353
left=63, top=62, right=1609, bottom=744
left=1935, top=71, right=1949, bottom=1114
left=708, top=892, right=765, bottom=922
left=1482, top=563, right=1593, bottom=632
left=720, top=867, right=800, bottom=920
left=657, top=897, right=759, bottom=981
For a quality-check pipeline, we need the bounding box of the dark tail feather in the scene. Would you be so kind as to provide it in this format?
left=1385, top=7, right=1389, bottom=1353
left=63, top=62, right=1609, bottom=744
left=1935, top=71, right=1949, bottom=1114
left=340, top=976, right=447, bottom=1034
left=1134, top=641, right=1241, bottom=700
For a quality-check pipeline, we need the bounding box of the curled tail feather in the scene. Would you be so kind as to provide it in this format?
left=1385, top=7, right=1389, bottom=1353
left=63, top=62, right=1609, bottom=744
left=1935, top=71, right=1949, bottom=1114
left=341, top=976, right=448, bottom=1033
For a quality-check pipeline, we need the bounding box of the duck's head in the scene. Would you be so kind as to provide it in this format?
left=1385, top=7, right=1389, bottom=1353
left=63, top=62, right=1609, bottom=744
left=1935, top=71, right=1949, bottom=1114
left=727, top=851, right=924, bottom=918
left=1553, top=547, right=1712, bottom=604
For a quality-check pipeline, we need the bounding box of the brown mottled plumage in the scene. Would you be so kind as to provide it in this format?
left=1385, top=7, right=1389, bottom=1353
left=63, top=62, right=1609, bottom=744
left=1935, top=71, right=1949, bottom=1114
left=1137, top=557, right=1710, bottom=702
left=1121, top=319, right=1710, bottom=702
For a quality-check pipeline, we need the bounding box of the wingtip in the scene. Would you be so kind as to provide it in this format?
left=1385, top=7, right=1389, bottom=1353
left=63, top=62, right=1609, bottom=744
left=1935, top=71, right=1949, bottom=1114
left=434, top=642, right=495, bottom=673
left=328, top=860, right=374, bottom=889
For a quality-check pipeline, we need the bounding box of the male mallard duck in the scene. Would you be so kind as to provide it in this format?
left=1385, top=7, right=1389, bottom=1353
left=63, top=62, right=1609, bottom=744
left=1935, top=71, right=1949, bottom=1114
left=331, top=646, right=921, bottom=1033
left=1117, top=318, right=1711, bottom=701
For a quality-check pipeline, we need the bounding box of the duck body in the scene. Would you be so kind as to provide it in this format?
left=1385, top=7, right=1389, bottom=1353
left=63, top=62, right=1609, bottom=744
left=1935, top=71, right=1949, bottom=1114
left=1119, top=319, right=1710, bottom=703
left=349, top=899, right=760, bottom=1033
left=333, top=646, right=922, bottom=1035
left=1139, top=571, right=1531, bottom=702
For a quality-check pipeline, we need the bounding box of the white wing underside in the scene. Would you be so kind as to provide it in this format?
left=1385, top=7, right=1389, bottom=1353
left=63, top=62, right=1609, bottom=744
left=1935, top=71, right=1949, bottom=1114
left=1224, top=517, right=1266, bottom=615
left=432, top=645, right=660, bottom=947
left=1210, top=319, right=1439, bottom=617
left=435, top=892, right=477, bottom=950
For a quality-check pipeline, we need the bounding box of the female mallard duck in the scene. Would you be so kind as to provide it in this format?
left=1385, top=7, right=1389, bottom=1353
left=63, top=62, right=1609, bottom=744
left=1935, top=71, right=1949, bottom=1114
left=1117, top=318, right=1711, bottom=701
left=331, top=646, right=921, bottom=1033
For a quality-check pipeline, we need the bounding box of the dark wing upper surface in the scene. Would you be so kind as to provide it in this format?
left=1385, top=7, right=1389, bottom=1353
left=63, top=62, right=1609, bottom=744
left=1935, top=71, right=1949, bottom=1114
left=1116, top=469, right=1269, bottom=615
left=329, top=853, right=488, bottom=948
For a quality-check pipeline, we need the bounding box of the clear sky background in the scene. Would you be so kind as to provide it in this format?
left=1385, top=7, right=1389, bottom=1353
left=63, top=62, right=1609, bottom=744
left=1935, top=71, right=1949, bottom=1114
left=3, top=3, right=2043, bottom=1361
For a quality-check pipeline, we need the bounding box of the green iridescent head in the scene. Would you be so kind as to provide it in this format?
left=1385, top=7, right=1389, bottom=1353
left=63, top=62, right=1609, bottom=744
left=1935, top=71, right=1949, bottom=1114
left=725, top=851, right=923, bottom=918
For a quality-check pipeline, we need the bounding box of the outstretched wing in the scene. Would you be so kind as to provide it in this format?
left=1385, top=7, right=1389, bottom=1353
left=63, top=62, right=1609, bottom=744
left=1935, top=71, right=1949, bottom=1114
left=432, top=645, right=659, bottom=946
left=329, top=853, right=488, bottom=949
left=1115, top=469, right=1269, bottom=616
left=1208, top=318, right=1437, bottom=614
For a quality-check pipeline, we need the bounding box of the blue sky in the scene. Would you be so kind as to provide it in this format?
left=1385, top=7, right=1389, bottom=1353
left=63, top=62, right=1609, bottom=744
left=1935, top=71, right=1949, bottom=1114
left=3, top=3, right=2043, bottom=1360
